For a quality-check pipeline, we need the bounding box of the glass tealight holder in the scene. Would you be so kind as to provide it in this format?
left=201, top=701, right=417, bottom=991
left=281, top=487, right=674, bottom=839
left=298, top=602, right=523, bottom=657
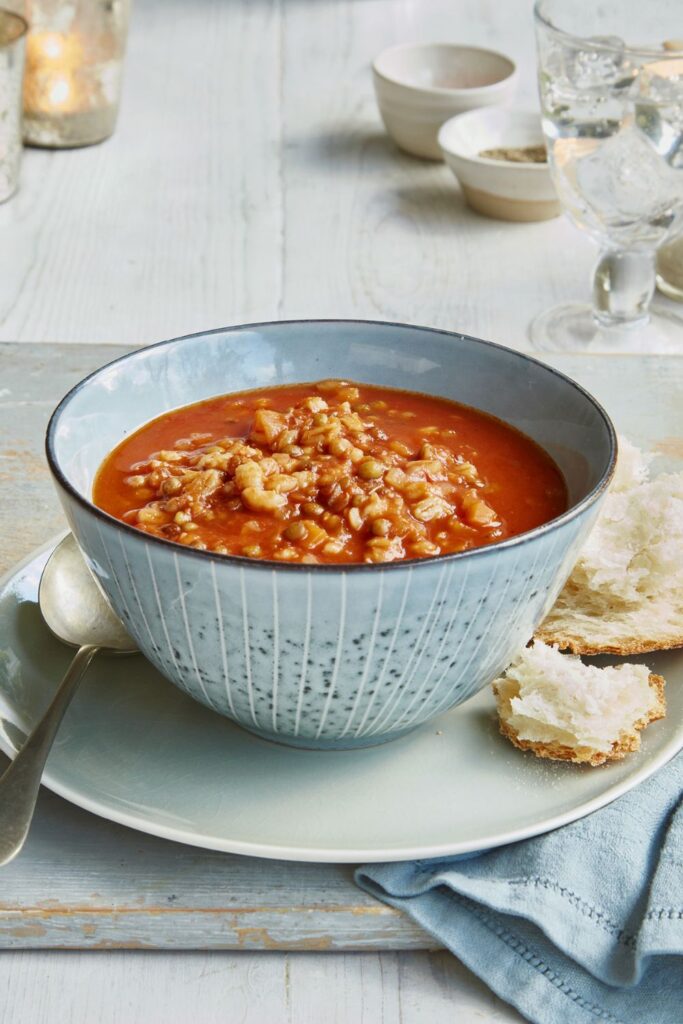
left=23, top=0, right=131, bottom=148
left=0, top=9, right=27, bottom=201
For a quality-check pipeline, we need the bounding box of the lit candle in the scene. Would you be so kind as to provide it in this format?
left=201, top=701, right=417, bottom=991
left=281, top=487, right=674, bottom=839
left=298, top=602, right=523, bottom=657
left=22, top=1, right=131, bottom=149
left=24, top=31, right=87, bottom=116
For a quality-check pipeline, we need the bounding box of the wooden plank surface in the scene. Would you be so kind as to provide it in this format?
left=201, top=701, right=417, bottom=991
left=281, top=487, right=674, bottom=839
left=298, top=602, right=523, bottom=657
left=0, top=949, right=524, bottom=1024
left=1, top=0, right=677, bottom=349
left=0, top=339, right=437, bottom=953
left=0, top=341, right=680, bottom=965
left=3, top=0, right=678, bottom=1018
left=0, top=343, right=130, bottom=569
left=0, top=347, right=526, bottom=1024
left=278, top=0, right=587, bottom=347
left=0, top=0, right=282, bottom=347
left=0, top=768, right=436, bottom=952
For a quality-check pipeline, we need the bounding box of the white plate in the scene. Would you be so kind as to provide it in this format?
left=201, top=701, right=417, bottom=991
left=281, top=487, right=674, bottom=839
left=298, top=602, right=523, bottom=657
left=1, top=539, right=681, bottom=863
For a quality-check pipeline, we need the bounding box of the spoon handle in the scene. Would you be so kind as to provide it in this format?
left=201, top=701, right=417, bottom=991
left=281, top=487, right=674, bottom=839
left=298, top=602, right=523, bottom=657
left=0, top=644, right=100, bottom=867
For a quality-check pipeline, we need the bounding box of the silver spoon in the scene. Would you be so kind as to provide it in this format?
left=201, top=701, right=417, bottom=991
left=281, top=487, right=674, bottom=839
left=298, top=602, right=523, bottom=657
left=0, top=534, right=137, bottom=866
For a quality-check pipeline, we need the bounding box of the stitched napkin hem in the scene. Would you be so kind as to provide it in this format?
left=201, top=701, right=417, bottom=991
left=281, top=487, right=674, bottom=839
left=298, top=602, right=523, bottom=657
left=356, top=873, right=626, bottom=1024
left=408, top=869, right=644, bottom=987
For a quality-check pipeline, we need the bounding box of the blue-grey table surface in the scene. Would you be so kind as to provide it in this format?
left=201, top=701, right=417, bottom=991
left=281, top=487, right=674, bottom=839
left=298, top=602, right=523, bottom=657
left=0, top=342, right=681, bottom=955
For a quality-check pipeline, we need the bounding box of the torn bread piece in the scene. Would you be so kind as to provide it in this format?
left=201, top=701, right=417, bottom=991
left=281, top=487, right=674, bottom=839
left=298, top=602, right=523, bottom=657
left=493, top=641, right=666, bottom=766
left=609, top=435, right=651, bottom=492
left=537, top=438, right=683, bottom=654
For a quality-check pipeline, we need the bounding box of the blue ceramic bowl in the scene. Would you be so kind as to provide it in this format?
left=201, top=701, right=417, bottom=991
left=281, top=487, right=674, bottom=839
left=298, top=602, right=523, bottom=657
left=46, top=321, right=616, bottom=749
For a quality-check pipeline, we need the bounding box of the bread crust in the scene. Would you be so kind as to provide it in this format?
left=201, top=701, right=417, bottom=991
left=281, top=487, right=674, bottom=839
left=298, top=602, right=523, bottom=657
left=494, top=674, right=666, bottom=767
left=533, top=626, right=683, bottom=657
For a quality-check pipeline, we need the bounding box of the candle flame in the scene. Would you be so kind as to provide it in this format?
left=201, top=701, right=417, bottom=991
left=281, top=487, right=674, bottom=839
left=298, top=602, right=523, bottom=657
left=37, top=33, right=65, bottom=61
left=24, top=30, right=88, bottom=115
left=26, top=31, right=84, bottom=69
left=47, top=76, right=72, bottom=107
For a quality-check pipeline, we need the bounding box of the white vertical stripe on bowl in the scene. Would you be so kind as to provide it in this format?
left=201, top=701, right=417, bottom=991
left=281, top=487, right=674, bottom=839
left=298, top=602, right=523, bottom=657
left=470, top=533, right=564, bottom=701
left=352, top=567, right=413, bottom=738
left=469, top=535, right=553, bottom=688
left=374, top=562, right=454, bottom=734
left=384, top=560, right=470, bottom=733
left=95, top=521, right=136, bottom=627
left=401, top=548, right=524, bottom=730
left=293, top=575, right=313, bottom=737
left=211, top=560, right=235, bottom=719
left=414, top=562, right=499, bottom=721
left=173, top=552, right=215, bottom=711
left=337, top=571, right=385, bottom=739
left=365, top=562, right=449, bottom=737
left=146, top=546, right=183, bottom=678
left=239, top=567, right=258, bottom=727
left=271, top=570, right=280, bottom=735
left=314, top=573, right=347, bottom=740
left=117, top=532, right=158, bottom=655
left=422, top=534, right=559, bottom=723
left=456, top=550, right=524, bottom=675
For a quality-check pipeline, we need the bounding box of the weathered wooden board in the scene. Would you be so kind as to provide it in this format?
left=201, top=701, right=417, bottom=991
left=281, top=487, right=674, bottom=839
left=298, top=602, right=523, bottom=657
left=0, top=343, right=128, bottom=569
left=0, top=764, right=434, bottom=952
left=0, top=342, right=681, bottom=956
left=0, top=342, right=435, bottom=953
left=4, top=1, right=677, bottom=1015
left=0, top=948, right=524, bottom=1024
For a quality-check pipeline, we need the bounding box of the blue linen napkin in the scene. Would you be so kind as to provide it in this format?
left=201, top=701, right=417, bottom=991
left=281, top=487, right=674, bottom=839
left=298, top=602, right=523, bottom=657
left=356, top=752, right=682, bottom=1024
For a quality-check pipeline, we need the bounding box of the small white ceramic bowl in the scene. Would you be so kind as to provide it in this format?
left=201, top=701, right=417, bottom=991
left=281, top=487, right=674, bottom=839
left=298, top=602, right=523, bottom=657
left=372, top=43, right=517, bottom=160
left=438, top=108, right=561, bottom=222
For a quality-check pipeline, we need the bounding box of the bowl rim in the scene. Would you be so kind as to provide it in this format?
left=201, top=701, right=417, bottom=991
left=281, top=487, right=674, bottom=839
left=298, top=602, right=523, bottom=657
left=372, top=42, right=517, bottom=96
left=46, top=318, right=617, bottom=574
left=438, top=109, right=550, bottom=171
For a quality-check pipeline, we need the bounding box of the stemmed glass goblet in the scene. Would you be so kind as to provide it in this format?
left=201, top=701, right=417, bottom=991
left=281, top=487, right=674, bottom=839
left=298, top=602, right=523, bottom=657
left=530, top=0, right=683, bottom=352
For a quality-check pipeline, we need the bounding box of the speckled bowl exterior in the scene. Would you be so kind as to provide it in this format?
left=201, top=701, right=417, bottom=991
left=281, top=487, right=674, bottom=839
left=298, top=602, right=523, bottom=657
left=46, top=321, right=616, bottom=749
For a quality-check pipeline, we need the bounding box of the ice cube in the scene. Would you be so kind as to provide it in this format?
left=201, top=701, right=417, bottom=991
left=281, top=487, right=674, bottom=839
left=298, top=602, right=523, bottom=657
left=636, top=58, right=683, bottom=165
left=564, top=37, right=635, bottom=90
left=639, top=58, right=683, bottom=105
left=575, top=128, right=681, bottom=225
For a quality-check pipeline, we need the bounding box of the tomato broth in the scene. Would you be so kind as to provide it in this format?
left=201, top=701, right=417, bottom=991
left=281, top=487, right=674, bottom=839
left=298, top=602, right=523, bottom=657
left=93, top=380, right=567, bottom=564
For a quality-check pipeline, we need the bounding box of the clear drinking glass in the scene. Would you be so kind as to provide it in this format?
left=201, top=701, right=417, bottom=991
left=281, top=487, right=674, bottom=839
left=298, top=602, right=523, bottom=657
left=23, top=0, right=131, bottom=148
left=0, top=8, right=27, bottom=202
left=531, top=0, right=683, bottom=352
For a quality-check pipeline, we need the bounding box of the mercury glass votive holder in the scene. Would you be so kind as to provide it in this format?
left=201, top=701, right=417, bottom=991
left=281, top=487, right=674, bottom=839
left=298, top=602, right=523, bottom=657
left=23, top=0, right=131, bottom=148
left=0, top=9, right=27, bottom=201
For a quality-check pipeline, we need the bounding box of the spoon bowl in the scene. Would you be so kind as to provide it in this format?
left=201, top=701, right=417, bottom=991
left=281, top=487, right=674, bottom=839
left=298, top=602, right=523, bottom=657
left=39, top=533, right=137, bottom=652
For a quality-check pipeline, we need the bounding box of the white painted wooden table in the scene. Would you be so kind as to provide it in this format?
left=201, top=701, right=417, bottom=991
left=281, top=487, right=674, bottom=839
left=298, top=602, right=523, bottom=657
left=1, top=1, right=680, bottom=1022
left=1, top=0, right=675, bottom=351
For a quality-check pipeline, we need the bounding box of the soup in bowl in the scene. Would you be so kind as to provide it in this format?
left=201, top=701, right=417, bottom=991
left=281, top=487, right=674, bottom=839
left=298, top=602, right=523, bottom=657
left=46, top=320, right=615, bottom=749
